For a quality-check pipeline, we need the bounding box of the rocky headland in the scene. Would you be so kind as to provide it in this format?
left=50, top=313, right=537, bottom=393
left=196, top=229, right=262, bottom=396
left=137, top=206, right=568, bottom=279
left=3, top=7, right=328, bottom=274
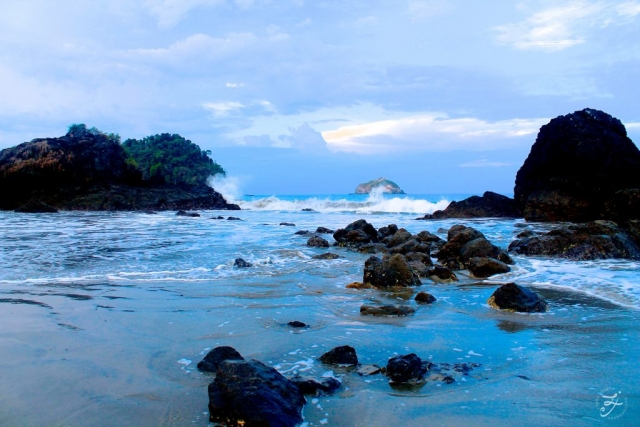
left=355, top=177, right=405, bottom=194
left=0, top=126, right=239, bottom=211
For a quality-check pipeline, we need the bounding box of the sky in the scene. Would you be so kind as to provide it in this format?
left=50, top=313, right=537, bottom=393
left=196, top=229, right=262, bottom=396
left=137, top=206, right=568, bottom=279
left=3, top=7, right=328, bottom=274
left=1, top=0, right=640, bottom=195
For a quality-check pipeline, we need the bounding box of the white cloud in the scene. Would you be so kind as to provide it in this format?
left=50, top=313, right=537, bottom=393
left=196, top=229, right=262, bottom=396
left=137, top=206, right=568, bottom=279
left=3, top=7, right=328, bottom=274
left=459, top=159, right=511, bottom=168
left=322, top=113, right=548, bottom=154
left=202, top=101, right=245, bottom=116
left=277, top=123, right=328, bottom=151
left=625, top=122, right=640, bottom=129
left=407, top=0, right=454, bottom=22
left=494, top=1, right=640, bottom=52
left=144, top=0, right=225, bottom=28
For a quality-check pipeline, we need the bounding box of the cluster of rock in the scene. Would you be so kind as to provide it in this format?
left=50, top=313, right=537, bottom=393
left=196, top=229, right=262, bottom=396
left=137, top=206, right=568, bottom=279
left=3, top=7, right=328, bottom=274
left=417, top=191, right=521, bottom=220
left=0, top=130, right=239, bottom=211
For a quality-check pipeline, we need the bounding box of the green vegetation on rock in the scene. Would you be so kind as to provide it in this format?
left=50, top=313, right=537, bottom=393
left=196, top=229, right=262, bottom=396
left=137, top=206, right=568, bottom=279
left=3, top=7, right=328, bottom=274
left=122, top=133, right=226, bottom=186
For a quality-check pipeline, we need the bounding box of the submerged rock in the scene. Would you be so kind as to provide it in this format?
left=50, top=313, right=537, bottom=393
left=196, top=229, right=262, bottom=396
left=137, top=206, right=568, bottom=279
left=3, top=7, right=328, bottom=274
left=176, top=210, right=200, bottom=217
left=417, top=191, right=521, bottom=219
left=508, top=220, right=640, bottom=260
left=307, top=236, right=330, bottom=248
left=312, top=253, right=341, bottom=260
left=315, top=227, right=334, bottom=234
left=207, top=359, right=305, bottom=427
left=467, top=257, right=511, bottom=278
left=360, top=304, right=416, bottom=316
left=287, top=321, right=308, bottom=328
left=385, top=353, right=428, bottom=383
left=197, top=346, right=245, bottom=373
left=318, top=345, right=359, bottom=366
left=514, top=108, right=640, bottom=222
left=426, top=265, right=458, bottom=283
left=280, top=222, right=296, bottom=226
left=414, top=291, right=436, bottom=304
left=290, top=375, right=341, bottom=396
left=487, top=283, right=548, bottom=313
left=363, top=254, right=421, bottom=288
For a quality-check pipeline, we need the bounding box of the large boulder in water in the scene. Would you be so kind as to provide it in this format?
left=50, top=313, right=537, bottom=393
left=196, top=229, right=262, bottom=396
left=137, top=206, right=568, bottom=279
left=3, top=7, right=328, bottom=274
left=385, top=353, right=428, bottom=383
left=418, top=191, right=521, bottom=219
left=197, top=346, right=245, bottom=373
left=363, top=254, right=421, bottom=288
left=207, top=359, right=305, bottom=427
left=514, top=108, right=640, bottom=222
left=333, top=219, right=379, bottom=246
left=487, top=283, right=548, bottom=313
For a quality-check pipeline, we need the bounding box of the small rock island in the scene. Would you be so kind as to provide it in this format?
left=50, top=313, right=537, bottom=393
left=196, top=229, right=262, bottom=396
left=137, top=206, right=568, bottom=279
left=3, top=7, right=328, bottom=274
left=355, top=178, right=405, bottom=194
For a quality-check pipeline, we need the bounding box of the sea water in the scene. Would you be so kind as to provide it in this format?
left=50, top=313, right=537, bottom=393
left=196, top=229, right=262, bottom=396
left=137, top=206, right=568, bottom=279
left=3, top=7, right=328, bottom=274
left=0, top=191, right=638, bottom=426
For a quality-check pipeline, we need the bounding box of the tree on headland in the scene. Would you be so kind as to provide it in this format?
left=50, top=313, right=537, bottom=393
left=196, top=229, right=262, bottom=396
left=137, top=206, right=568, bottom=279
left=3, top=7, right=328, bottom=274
left=67, top=123, right=121, bottom=144
left=122, top=133, right=226, bottom=186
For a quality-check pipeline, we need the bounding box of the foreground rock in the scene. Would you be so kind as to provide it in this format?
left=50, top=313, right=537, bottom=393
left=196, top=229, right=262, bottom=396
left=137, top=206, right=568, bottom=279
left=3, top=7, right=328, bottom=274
left=291, top=376, right=341, bottom=396
left=508, top=220, right=640, bottom=260
left=467, top=257, right=510, bottom=278
left=363, top=254, right=421, bottom=288
left=436, top=225, right=513, bottom=271
left=333, top=219, right=379, bottom=246
left=386, top=353, right=428, bottom=383
left=417, top=191, right=521, bottom=219
left=355, top=177, right=405, bottom=194
left=208, top=359, right=305, bottom=427
left=307, top=236, right=330, bottom=248
left=319, top=346, right=359, bottom=366
left=0, top=129, right=239, bottom=211
left=487, top=283, right=548, bottom=313
left=360, top=304, right=416, bottom=316
left=414, top=291, right=436, bottom=304
left=197, top=346, right=245, bottom=373
left=514, top=108, right=640, bottom=222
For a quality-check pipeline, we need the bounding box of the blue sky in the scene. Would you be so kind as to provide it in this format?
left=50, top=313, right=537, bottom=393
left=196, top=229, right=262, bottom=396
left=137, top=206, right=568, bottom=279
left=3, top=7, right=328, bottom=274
left=1, top=0, right=640, bottom=195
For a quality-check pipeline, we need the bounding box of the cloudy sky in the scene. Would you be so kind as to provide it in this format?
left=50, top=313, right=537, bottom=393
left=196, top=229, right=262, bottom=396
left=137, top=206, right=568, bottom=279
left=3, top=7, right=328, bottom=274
left=2, top=0, right=640, bottom=194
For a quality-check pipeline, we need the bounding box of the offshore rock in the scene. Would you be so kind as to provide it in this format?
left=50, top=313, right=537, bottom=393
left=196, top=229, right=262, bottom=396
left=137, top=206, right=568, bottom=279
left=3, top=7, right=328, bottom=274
left=197, top=346, right=245, bottom=373
left=508, top=220, right=640, bottom=260
left=0, top=131, right=239, bottom=211
left=514, top=108, right=640, bottom=222
left=417, top=191, right=521, bottom=219
left=355, top=177, right=405, bottom=194
left=487, top=283, right=548, bottom=313
left=315, top=226, right=334, bottom=234
left=207, top=359, right=305, bottom=427
left=385, top=353, right=428, bottom=383
left=318, top=345, right=359, bottom=366
left=234, top=258, right=253, bottom=268
left=312, top=253, right=341, bottom=260
left=363, top=254, right=421, bottom=288
left=360, top=304, right=416, bottom=316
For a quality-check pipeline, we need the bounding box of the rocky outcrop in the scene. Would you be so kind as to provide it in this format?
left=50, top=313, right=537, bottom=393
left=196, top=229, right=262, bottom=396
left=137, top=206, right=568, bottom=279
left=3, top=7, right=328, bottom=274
left=0, top=129, right=239, bottom=211
left=355, top=178, right=405, bottom=194
left=514, top=108, right=640, bottom=222
left=333, top=219, right=379, bottom=246
left=487, top=283, right=548, bottom=313
left=436, top=225, right=513, bottom=273
left=207, top=359, right=305, bottom=427
left=417, top=191, right=521, bottom=219
left=508, top=220, right=640, bottom=260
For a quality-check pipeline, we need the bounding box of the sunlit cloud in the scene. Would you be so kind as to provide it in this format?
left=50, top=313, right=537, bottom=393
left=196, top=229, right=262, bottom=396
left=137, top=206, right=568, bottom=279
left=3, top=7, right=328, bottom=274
left=202, top=101, right=245, bottom=116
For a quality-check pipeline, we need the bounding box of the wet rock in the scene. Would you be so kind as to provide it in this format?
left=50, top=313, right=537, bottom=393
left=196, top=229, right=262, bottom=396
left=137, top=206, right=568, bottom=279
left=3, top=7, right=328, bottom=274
left=516, top=230, right=535, bottom=239
left=357, top=243, right=389, bottom=254
left=208, top=359, right=305, bottom=427
left=315, top=227, right=334, bottom=234
left=386, top=228, right=413, bottom=247
left=307, top=236, right=330, bottom=248
left=333, top=219, right=379, bottom=246
left=346, top=282, right=373, bottom=289
left=436, top=225, right=485, bottom=266
left=378, top=224, right=399, bottom=241
left=467, top=257, right=511, bottom=278
left=197, top=346, right=245, bottom=373
left=176, top=210, right=200, bottom=217
left=417, top=191, right=521, bottom=219
left=301, top=208, right=315, bottom=212
left=385, top=353, right=428, bottom=383
left=234, top=258, right=252, bottom=268
left=211, top=215, right=225, bottom=220
left=459, top=237, right=514, bottom=265
left=360, top=304, right=416, bottom=316
left=406, top=252, right=434, bottom=277
left=415, top=230, right=446, bottom=252
left=14, top=201, right=59, bottom=213
left=389, top=239, right=431, bottom=256
left=363, top=254, right=421, bottom=288
left=227, top=216, right=242, bottom=221
left=508, top=220, right=640, bottom=260
left=356, top=364, right=382, bottom=376
left=426, top=265, right=458, bottom=283
left=312, top=253, right=341, bottom=260
left=287, top=321, right=308, bottom=328
left=280, top=222, right=296, bottom=226
left=319, top=345, right=359, bottom=366
left=290, top=376, right=341, bottom=396
left=295, top=230, right=311, bottom=236
left=414, top=291, right=436, bottom=304
left=514, top=108, right=640, bottom=222
left=487, top=283, right=548, bottom=313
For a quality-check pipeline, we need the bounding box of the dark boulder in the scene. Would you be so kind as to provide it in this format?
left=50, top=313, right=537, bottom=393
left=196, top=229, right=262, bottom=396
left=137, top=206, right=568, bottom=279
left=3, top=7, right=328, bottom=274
left=312, top=253, right=341, bottom=260
left=436, top=225, right=485, bottom=266
left=427, top=265, right=458, bottom=283
left=280, top=222, right=295, bottom=226
left=415, top=230, right=446, bottom=252
left=363, top=254, right=421, bottom=288
left=307, top=236, right=330, bottom=248
left=459, top=237, right=514, bottom=265
left=414, top=292, right=436, bottom=304
left=290, top=376, right=341, bottom=396
left=207, top=359, right=305, bottom=427
left=487, top=283, right=548, bottom=313
left=405, top=252, right=434, bottom=277
left=301, top=208, right=315, bottom=212
left=360, top=304, right=416, bottom=316
left=514, top=108, right=640, bottom=222
left=467, top=257, right=511, bottom=278
left=378, top=224, right=399, bottom=241
left=227, top=217, right=242, bottom=221
left=385, top=353, right=428, bottom=383
left=333, top=219, right=379, bottom=246
left=295, top=230, right=311, bottom=236
left=197, top=346, right=245, bottom=373
left=234, top=258, right=253, bottom=268
left=315, top=227, right=334, bottom=234
left=508, top=220, right=640, bottom=260
left=357, top=243, right=389, bottom=254
left=318, top=345, right=358, bottom=366
left=385, top=228, right=413, bottom=247
left=389, top=239, right=431, bottom=256
left=287, top=321, right=308, bottom=328
left=176, top=210, right=200, bottom=217
left=417, top=191, right=521, bottom=219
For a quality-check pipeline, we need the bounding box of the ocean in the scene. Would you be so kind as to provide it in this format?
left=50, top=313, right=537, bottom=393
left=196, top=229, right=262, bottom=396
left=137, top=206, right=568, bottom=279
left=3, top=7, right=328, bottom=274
left=0, top=191, right=638, bottom=426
